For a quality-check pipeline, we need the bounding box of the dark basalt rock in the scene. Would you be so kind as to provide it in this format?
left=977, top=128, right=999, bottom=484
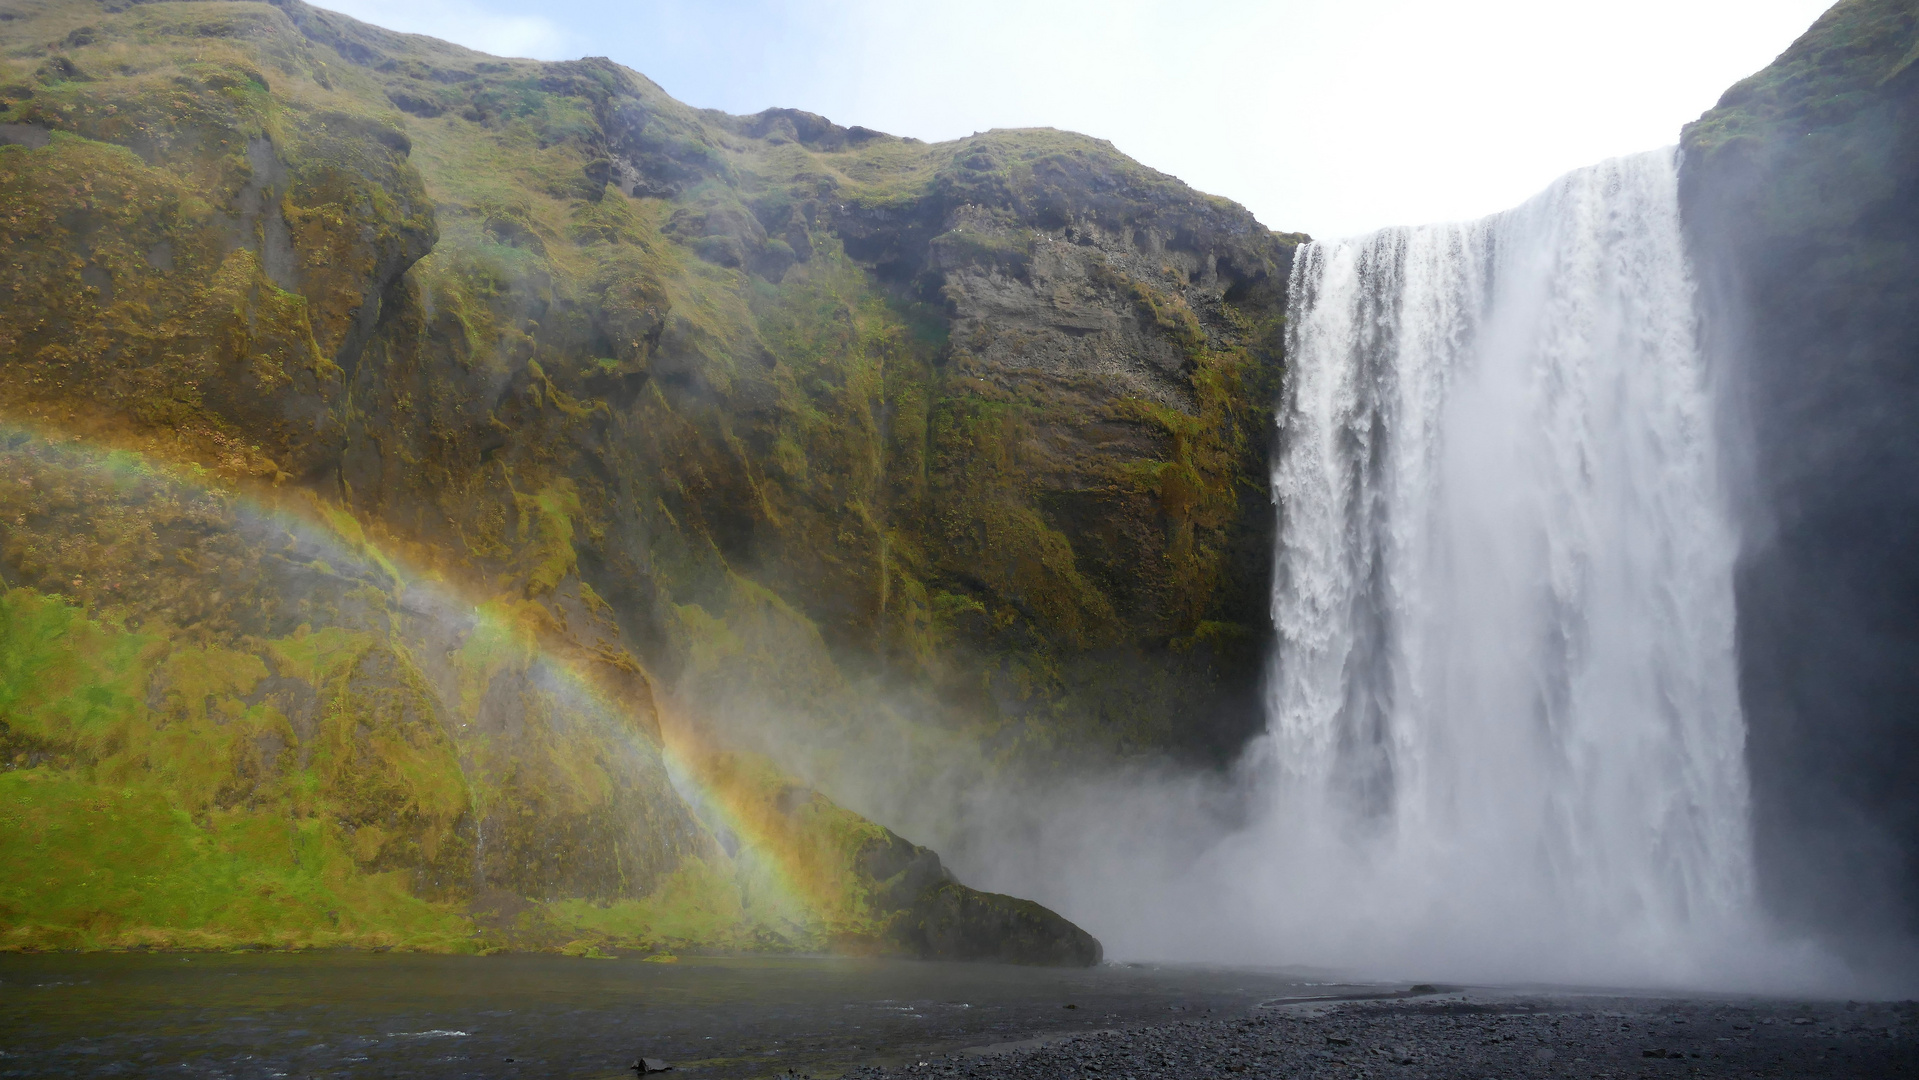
left=1680, top=0, right=1919, bottom=960
left=860, top=828, right=1103, bottom=965
left=900, top=881, right=1103, bottom=967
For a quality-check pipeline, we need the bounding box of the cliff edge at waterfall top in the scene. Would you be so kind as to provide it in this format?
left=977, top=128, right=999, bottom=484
left=0, top=0, right=1292, bottom=957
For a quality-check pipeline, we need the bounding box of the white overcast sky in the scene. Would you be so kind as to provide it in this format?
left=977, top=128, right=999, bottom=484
left=312, top=0, right=1835, bottom=239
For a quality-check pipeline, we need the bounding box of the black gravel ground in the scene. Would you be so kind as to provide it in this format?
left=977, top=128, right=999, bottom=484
left=842, top=993, right=1919, bottom=1080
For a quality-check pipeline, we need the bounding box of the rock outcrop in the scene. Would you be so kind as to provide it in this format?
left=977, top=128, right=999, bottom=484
left=0, top=0, right=1298, bottom=956
left=1680, top=0, right=1919, bottom=954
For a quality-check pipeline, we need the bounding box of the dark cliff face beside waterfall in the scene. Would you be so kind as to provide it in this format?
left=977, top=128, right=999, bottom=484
left=1681, top=0, right=1919, bottom=958
left=0, top=0, right=1288, bottom=952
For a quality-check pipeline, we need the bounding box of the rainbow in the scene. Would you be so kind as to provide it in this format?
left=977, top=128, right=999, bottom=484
left=0, top=417, right=857, bottom=951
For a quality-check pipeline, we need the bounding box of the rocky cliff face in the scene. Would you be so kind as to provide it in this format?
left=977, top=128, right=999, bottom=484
left=1680, top=0, right=1919, bottom=956
left=0, top=0, right=1292, bottom=954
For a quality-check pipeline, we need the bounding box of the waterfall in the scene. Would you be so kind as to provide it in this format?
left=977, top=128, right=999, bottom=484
left=1261, top=148, right=1759, bottom=982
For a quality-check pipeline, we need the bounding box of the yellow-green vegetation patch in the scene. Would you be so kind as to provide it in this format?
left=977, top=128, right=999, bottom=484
left=542, top=854, right=810, bottom=955
left=0, top=590, right=476, bottom=951
left=0, top=768, right=476, bottom=952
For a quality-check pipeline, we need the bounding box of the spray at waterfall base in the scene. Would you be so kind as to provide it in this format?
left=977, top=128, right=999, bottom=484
left=912, top=150, right=1849, bottom=992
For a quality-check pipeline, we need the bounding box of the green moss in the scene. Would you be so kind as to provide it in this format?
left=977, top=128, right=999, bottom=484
left=925, top=395, right=1117, bottom=647
left=0, top=587, right=152, bottom=765
left=0, top=21, right=427, bottom=474
left=541, top=854, right=795, bottom=954
left=0, top=768, right=477, bottom=952
left=266, top=626, right=377, bottom=684
left=1685, top=0, right=1919, bottom=157
left=0, top=588, right=476, bottom=951
left=0, top=0, right=1299, bottom=956
left=307, top=644, right=472, bottom=881
left=515, top=480, right=582, bottom=598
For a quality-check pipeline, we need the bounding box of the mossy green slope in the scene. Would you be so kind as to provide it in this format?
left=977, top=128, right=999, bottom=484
left=0, top=0, right=1297, bottom=954
left=0, top=437, right=703, bottom=951
left=0, top=433, right=1096, bottom=960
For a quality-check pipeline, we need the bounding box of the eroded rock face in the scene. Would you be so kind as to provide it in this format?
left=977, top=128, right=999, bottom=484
left=805, top=132, right=1301, bottom=759
left=5, top=0, right=1322, bottom=961
left=2, top=0, right=1301, bottom=778
left=1680, top=0, right=1919, bottom=956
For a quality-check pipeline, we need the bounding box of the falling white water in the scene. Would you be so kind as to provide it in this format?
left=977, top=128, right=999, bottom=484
left=1258, top=148, right=1762, bottom=984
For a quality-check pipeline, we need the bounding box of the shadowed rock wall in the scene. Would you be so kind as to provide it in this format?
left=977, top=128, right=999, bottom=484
left=1681, top=0, right=1919, bottom=960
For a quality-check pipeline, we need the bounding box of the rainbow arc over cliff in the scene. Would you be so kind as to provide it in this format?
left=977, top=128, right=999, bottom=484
left=0, top=416, right=861, bottom=948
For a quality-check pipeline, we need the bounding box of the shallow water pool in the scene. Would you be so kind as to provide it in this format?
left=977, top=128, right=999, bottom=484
left=0, top=953, right=1361, bottom=1078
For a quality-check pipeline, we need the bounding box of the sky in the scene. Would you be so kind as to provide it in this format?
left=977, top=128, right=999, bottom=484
left=311, top=0, right=1836, bottom=239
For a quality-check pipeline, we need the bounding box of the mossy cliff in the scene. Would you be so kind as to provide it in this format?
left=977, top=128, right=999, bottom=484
left=0, top=0, right=1294, bottom=955
left=0, top=435, right=1096, bottom=962
left=1680, top=0, right=1919, bottom=950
